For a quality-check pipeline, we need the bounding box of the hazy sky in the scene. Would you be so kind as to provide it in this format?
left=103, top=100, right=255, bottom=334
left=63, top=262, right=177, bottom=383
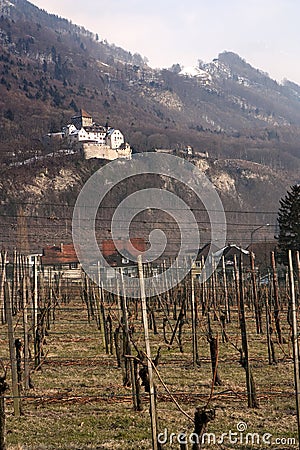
left=30, top=0, right=300, bottom=84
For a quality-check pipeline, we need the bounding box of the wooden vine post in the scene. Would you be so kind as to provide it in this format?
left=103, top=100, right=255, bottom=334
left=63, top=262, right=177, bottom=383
left=4, top=282, right=21, bottom=417
left=222, top=256, right=230, bottom=323
left=119, top=269, right=132, bottom=388
left=22, top=276, right=30, bottom=390
left=271, top=252, right=282, bottom=344
left=235, top=256, right=258, bottom=408
left=33, top=256, right=39, bottom=367
left=137, top=255, right=158, bottom=450
left=265, top=282, right=277, bottom=365
left=296, top=251, right=300, bottom=295
left=250, top=252, right=262, bottom=334
left=207, top=313, right=222, bottom=385
left=0, top=251, right=7, bottom=325
left=288, top=249, right=300, bottom=448
left=190, top=273, right=199, bottom=367
left=0, top=362, right=9, bottom=450
left=96, top=263, right=106, bottom=349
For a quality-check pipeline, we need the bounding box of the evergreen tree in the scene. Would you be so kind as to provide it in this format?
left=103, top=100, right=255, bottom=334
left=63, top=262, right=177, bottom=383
left=277, top=184, right=300, bottom=263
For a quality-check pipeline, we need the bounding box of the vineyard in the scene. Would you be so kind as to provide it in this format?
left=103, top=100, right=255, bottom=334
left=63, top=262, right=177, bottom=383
left=0, top=250, right=300, bottom=449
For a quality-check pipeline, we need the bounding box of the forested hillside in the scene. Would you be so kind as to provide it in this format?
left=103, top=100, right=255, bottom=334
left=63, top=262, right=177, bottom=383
left=0, top=0, right=299, bottom=249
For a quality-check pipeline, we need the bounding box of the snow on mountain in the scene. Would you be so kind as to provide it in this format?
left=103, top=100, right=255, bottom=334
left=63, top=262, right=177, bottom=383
left=179, top=66, right=211, bottom=81
left=0, top=0, right=15, bottom=11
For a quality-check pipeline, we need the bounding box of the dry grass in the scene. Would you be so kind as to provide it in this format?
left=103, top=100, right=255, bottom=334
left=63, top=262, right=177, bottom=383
left=0, top=294, right=298, bottom=450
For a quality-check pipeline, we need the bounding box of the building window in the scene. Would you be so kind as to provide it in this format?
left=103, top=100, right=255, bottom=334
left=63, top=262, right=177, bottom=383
left=69, top=262, right=78, bottom=269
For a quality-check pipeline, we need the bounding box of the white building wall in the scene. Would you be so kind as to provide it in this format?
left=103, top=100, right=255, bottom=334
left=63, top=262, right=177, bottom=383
left=107, top=129, right=125, bottom=149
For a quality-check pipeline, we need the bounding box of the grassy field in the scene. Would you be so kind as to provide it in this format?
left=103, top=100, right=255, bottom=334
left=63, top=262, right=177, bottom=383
left=0, top=292, right=299, bottom=450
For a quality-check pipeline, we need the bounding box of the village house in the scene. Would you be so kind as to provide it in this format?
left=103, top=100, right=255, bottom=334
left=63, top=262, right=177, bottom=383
left=101, top=238, right=146, bottom=258
left=191, top=243, right=251, bottom=278
left=36, top=238, right=147, bottom=283
left=100, top=238, right=146, bottom=279
left=41, top=243, right=81, bottom=282
left=61, top=109, right=132, bottom=161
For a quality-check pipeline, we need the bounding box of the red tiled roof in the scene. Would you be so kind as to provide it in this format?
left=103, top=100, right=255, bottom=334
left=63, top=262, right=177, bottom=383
left=41, top=244, right=78, bottom=265
left=101, top=238, right=146, bottom=258
left=80, top=108, right=92, bottom=118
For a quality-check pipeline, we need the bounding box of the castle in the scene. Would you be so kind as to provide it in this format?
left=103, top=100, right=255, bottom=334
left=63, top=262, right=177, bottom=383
left=61, top=109, right=132, bottom=160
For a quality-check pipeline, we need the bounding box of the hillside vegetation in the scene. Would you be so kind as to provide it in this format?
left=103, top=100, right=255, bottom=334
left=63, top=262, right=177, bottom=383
left=0, top=0, right=299, bottom=249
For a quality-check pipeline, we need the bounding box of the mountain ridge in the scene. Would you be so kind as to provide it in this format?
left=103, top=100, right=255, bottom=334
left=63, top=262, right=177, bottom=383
left=1, top=0, right=300, bottom=159
left=0, top=0, right=299, bottom=250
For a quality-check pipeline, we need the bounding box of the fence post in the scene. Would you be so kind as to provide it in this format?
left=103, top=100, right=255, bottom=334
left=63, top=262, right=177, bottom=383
left=138, top=255, right=158, bottom=450
left=271, top=252, right=282, bottom=344
left=4, top=282, right=21, bottom=417
left=236, top=256, right=258, bottom=408
left=33, top=257, right=38, bottom=367
left=222, top=256, right=230, bottom=323
left=0, top=251, right=7, bottom=325
left=250, top=252, right=262, bottom=334
left=191, top=274, right=199, bottom=367
left=288, top=250, right=300, bottom=449
left=22, top=276, right=30, bottom=390
left=0, top=366, right=9, bottom=450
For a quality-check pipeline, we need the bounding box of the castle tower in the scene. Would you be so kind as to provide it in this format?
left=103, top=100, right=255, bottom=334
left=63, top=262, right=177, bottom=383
left=71, top=109, right=93, bottom=129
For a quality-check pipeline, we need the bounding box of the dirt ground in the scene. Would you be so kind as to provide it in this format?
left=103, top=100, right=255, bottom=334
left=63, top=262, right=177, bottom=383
left=0, top=294, right=298, bottom=450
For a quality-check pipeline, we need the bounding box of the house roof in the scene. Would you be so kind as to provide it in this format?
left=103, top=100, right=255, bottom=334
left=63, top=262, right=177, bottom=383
left=71, top=109, right=92, bottom=122
left=80, top=109, right=92, bottom=118
left=101, top=238, right=146, bottom=258
left=194, top=243, right=251, bottom=266
left=84, top=125, right=106, bottom=133
left=106, top=249, right=138, bottom=267
left=106, top=128, right=116, bottom=136
left=213, top=244, right=250, bottom=259
left=41, top=244, right=78, bottom=265
left=195, top=243, right=219, bottom=261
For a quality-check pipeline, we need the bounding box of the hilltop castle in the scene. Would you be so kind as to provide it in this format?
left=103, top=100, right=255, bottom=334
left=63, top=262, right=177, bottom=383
left=58, top=109, right=132, bottom=160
